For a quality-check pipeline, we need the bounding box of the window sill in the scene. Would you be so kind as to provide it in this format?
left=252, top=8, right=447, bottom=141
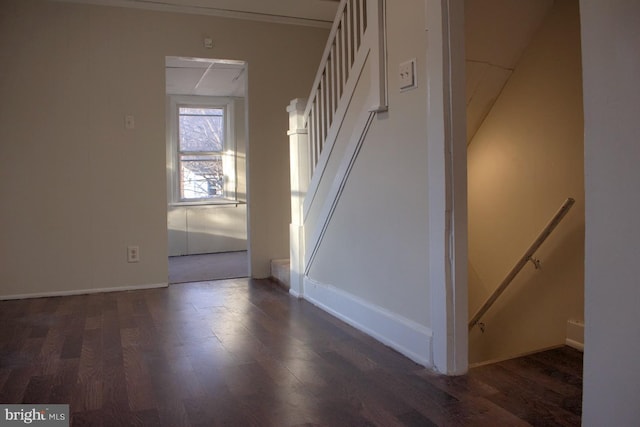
left=169, top=199, right=246, bottom=208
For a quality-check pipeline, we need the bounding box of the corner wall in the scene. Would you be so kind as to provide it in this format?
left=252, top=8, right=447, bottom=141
left=467, top=0, right=584, bottom=363
left=580, top=0, right=640, bottom=425
left=0, top=0, right=328, bottom=297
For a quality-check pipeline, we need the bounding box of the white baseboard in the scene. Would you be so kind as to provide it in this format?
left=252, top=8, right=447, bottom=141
left=303, top=277, right=433, bottom=367
left=566, top=319, right=585, bottom=351
left=0, top=282, right=168, bottom=300
left=565, top=338, right=584, bottom=351
left=289, top=288, right=302, bottom=298
left=270, top=259, right=291, bottom=289
left=469, top=344, right=564, bottom=368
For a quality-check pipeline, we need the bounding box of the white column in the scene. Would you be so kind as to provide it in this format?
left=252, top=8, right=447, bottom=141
left=426, top=0, right=468, bottom=375
left=287, top=98, right=310, bottom=297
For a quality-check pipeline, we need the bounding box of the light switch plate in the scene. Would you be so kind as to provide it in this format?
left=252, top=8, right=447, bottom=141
left=399, top=59, right=417, bottom=91
left=125, top=115, right=135, bottom=130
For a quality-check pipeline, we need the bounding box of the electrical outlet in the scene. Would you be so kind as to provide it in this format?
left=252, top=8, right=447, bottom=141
left=127, top=245, right=140, bottom=263
left=399, top=59, right=417, bottom=91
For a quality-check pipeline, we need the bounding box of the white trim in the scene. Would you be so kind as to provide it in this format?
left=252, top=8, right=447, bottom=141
left=0, top=282, right=168, bottom=301
left=468, top=344, right=564, bottom=369
left=50, top=0, right=334, bottom=28
left=303, top=277, right=433, bottom=367
left=426, top=0, right=449, bottom=374
left=444, top=0, right=468, bottom=375
left=425, top=0, right=468, bottom=375
left=289, top=288, right=302, bottom=299
left=566, top=339, right=584, bottom=352
left=167, top=95, right=239, bottom=204
left=168, top=199, right=246, bottom=207
left=369, top=0, right=389, bottom=112
left=566, top=319, right=584, bottom=351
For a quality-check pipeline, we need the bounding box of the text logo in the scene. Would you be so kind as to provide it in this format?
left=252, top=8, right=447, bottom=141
left=0, top=405, right=68, bottom=427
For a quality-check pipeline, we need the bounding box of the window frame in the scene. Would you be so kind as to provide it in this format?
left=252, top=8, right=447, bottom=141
left=167, top=95, right=237, bottom=206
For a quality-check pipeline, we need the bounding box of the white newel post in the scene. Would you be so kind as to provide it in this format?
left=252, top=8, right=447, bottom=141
left=287, top=98, right=309, bottom=297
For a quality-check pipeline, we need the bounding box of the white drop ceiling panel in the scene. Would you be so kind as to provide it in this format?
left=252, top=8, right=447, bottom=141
left=166, top=57, right=246, bottom=97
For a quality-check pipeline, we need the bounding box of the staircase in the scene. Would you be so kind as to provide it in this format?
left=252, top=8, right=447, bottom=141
left=285, top=0, right=388, bottom=296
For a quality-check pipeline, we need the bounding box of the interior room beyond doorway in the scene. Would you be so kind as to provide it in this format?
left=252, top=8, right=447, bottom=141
left=165, top=56, right=249, bottom=282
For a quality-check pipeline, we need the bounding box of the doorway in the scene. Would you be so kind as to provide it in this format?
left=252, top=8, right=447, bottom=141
left=165, top=56, right=249, bottom=283
left=464, top=0, right=585, bottom=365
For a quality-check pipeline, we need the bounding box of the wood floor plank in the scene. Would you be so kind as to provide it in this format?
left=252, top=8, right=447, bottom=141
left=499, top=354, right=582, bottom=397
left=100, top=364, right=128, bottom=413
left=471, top=363, right=582, bottom=426
left=48, top=359, right=80, bottom=405
left=22, top=374, right=54, bottom=404
left=0, top=366, right=35, bottom=402
left=155, top=399, right=192, bottom=427
left=35, top=327, right=66, bottom=376
left=71, top=409, right=104, bottom=427
left=0, top=278, right=583, bottom=426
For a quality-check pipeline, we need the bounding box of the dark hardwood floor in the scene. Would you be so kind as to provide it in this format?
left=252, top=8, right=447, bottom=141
left=0, top=279, right=582, bottom=426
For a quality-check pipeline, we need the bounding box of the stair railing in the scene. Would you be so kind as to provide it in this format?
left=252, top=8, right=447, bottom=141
left=303, top=0, right=387, bottom=175
left=469, top=197, right=576, bottom=331
left=288, top=0, right=387, bottom=296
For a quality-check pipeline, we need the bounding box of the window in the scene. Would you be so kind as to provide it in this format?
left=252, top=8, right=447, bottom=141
left=178, top=107, right=225, bottom=200
left=168, top=97, right=237, bottom=205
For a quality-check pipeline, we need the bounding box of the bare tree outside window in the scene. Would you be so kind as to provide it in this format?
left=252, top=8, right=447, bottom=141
left=178, top=107, right=225, bottom=200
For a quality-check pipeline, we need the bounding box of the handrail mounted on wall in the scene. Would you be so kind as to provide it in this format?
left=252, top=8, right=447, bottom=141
left=469, top=197, right=576, bottom=331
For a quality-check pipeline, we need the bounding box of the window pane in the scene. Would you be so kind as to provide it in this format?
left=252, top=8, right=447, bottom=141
left=179, top=154, right=223, bottom=199
left=179, top=107, right=224, bottom=152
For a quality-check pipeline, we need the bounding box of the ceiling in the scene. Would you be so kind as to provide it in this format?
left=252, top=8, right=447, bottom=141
left=166, top=56, right=246, bottom=97
left=465, top=0, right=555, bottom=142
left=60, top=0, right=340, bottom=27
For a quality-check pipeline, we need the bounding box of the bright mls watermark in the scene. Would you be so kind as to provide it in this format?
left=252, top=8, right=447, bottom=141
left=1, top=405, right=68, bottom=426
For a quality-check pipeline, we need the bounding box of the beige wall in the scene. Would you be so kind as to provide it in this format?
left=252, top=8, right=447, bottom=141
left=580, top=0, right=640, bottom=425
left=0, top=0, right=327, bottom=297
left=467, top=0, right=584, bottom=363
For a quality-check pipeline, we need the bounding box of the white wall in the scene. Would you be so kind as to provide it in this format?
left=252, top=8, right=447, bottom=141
left=0, top=0, right=327, bottom=297
left=167, top=204, right=247, bottom=255
left=467, top=0, right=584, bottom=364
left=305, top=0, right=430, bottom=331
left=580, top=0, right=640, bottom=425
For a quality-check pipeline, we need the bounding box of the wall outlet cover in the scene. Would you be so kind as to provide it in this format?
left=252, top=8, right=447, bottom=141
left=127, top=245, right=140, bottom=263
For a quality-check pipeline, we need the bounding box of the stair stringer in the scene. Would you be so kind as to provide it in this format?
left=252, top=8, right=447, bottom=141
left=304, top=107, right=376, bottom=273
